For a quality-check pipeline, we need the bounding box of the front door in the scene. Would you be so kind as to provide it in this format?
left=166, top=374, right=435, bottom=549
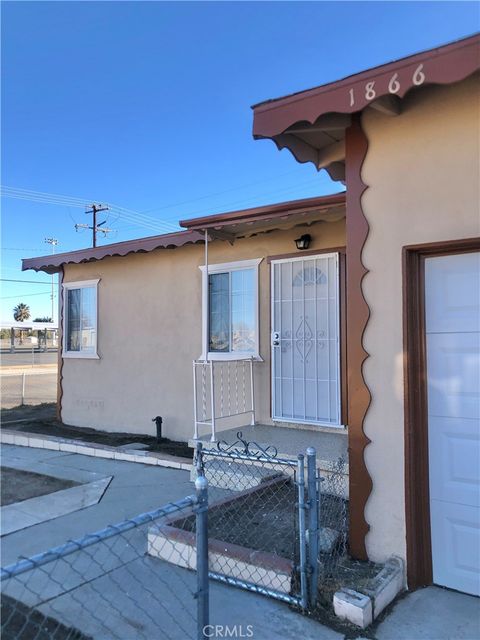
left=271, top=253, right=341, bottom=426
left=425, top=251, right=480, bottom=596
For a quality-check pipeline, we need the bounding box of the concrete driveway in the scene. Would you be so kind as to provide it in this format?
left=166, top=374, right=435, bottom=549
left=1, top=445, right=478, bottom=640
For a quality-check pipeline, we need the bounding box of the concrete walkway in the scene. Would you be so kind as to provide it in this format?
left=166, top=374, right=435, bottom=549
left=374, top=586, right=479, bottom=640
left=1, top=445, right=478, bottom=640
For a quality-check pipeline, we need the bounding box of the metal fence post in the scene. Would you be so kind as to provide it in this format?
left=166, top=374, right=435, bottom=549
left=195, top=441, right=204, bottom=478
left=297, top=454, right=308, bottom=609
left=195, top=474, right=209, bottom=639
left=306, top=447, right=319, bottom=607
left=21, top=372, right=26, bottom=405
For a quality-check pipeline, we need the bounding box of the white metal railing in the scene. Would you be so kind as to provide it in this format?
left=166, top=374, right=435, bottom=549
left=193, top=358, right=256, bottom=442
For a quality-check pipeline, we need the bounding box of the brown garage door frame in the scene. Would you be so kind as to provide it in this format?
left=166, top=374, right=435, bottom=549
left=403, top=236, right=480, bottom=589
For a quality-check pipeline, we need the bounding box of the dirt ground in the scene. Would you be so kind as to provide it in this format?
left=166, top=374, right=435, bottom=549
left=1, top=594, right=90, bottom=640
left=1, top=403, right=57, bottom=423
left=1, top=467, right=79, bottom=507
left=181, top=477, right=298, bottom=559
left=1, top=404, right=193, bottom=459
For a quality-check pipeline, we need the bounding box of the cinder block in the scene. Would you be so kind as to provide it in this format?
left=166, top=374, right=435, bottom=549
left=13, top=435, right=29, bottom=446
left=333, top=589, right=373, bottom=629
left=318, top=527, right=340, bottom=553
left=363, top=556, right=405, bottom=619
left=1, top=433, right=15, bottom=445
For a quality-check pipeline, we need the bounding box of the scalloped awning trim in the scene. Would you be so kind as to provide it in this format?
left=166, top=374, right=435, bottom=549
left=252, top=34, right=479, bottom=140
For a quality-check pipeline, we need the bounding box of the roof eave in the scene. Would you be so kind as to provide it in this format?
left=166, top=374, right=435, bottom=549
left=22, top=229, right=205, bottom=274
left=180, top=193, right=346, bottom=231
left=251, top=34, right=480, bottom=173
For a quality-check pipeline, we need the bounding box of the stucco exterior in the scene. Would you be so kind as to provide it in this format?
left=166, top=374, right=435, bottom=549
left=60, top=219, right=346, bottom=442
left=361, top=74, right=480, bottom=563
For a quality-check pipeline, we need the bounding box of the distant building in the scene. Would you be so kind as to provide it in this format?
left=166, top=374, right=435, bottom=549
left=0, top=321, right=59, bottom=351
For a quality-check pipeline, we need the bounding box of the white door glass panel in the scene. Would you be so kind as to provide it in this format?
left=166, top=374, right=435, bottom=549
left=425, top=251, right=480, bottom=596
left=271, top=253, right=341, bottom=426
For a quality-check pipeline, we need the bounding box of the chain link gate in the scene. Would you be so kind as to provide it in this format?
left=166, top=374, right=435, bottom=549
left=194, top=432, right=320, bottom=611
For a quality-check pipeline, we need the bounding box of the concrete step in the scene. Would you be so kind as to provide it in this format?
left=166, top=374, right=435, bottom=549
left=190, top=458, right=287, bottom=490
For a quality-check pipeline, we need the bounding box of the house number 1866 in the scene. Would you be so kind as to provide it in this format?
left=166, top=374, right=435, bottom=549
left=348, top=64, right=426, bottom=106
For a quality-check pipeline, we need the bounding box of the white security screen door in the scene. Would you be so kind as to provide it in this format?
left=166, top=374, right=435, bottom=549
left=425, top=251, right=480, bottom=596
left=271, top=253, right=341, bottom=426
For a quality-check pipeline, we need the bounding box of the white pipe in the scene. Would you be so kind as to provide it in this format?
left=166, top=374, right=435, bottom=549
left=204, top=228, right=209, bottom=360
left=204, top=229, right=215, bottom=442
left=209, top=361, right=216, bottom=443
left=250, top=357, right=255, bottom=425
left=193, top=361, right=199, bottom=440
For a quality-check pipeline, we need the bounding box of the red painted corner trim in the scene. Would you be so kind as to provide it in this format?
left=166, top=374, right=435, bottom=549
left=346, top=115, right=373, bottom=560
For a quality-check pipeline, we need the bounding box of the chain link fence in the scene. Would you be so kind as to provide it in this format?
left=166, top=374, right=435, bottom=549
left=1, top=490, right=209, bottom=640
left=0, top=372, right=57, bottom=408
left=1, top=433, right=352, bottom=638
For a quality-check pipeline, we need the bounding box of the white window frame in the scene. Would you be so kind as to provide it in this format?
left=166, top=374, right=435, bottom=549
left=199, top=258, right=263, bottom=361
left=62, top=279, right=100, bottom=359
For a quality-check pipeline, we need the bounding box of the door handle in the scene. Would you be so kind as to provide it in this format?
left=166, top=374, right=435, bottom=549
left=271, top=331, right=280, bottom=347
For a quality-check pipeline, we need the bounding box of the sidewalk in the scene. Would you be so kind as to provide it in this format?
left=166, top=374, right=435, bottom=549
left=1, top=364, right=57, bottom=375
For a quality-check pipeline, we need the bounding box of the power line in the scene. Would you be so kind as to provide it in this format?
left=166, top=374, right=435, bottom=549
left=169, top=177, right=330, bottom=220
left=1, top=186, right=178, bottom=233
left=1, top=279, right=53, bottom=284
left=1, top=247, right=46, bottom=252
left=1, top=291, right=53, bottom=300
left=140, top=168, right=318, bottom=214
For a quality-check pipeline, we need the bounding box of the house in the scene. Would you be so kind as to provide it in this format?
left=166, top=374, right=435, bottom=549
left=23, top=35, right=479, bottom=596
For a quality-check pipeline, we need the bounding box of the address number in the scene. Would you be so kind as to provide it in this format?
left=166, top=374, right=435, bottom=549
left=349, top=64, right=426, bottom=106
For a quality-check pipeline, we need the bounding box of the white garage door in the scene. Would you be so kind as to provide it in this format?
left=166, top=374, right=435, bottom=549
left=425, top=251, right=480, bottom=596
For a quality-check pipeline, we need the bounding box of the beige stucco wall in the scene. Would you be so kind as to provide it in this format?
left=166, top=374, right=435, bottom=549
left=361, top=74, right=480, bottom=564
left=61, top=219, right=345, bottom=442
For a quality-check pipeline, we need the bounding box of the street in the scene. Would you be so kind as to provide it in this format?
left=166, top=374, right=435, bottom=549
left=1, top=352, right=57, bottom=408
left=1, top=352, right=58, bottom=367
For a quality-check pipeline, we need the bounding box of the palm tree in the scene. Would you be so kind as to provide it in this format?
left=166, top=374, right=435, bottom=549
left=13, top=303, right=31, bottom=322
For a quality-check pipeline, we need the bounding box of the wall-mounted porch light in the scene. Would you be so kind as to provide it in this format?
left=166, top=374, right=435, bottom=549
left=294, top=234, right=311, bottom=251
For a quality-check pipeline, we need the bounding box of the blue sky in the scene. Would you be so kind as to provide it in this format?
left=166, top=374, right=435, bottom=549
left=1, top=1, right=478, bottom=322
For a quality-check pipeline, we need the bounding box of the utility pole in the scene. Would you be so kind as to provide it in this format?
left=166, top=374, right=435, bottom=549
left=75, top=204, right=112, bottom=248
left=44, top=237, right=59, bottom=322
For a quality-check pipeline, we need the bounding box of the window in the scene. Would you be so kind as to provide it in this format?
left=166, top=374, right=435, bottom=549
left=200, top=259, right=262, bottom=359
left=62, top=280, right=99, bottom=358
